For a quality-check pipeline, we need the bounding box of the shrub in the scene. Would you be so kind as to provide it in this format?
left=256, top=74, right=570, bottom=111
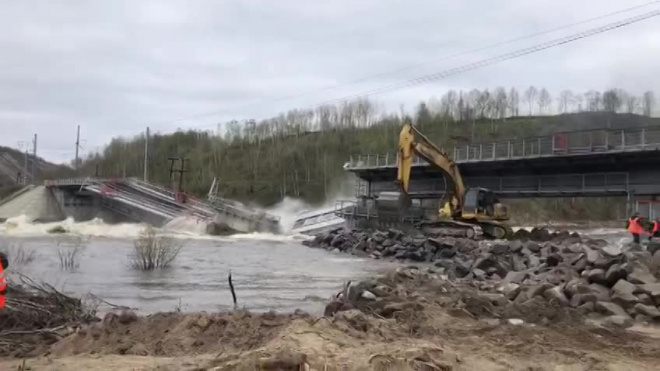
left=0, top=243, right=36, bottom=266
left=130, top=227, right=183, bottom=270
left=56, top=238, right=85, bottom=271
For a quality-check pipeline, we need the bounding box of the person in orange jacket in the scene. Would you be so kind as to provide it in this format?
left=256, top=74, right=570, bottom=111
left=649, top=218, right=660, bottom=241
left=0, top=251, right=7, bottom=310
left=627, top=213, right=644, bottom=244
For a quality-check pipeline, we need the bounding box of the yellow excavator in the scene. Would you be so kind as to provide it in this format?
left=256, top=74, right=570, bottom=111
left=392, top=121, right=513, bottom=239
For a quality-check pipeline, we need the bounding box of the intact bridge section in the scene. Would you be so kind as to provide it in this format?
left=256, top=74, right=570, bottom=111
left=338, top=126, right=660, bottom=225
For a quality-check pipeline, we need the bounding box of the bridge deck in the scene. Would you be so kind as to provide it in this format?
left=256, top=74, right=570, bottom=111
left=344, top=126, right=660, bottom=200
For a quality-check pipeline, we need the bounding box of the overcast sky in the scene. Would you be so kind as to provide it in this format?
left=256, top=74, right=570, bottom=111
left=1, top=0, right=659, bottom=163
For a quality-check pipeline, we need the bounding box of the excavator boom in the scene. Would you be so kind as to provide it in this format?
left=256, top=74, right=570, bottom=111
left=396, top=122, right=466, bottom=213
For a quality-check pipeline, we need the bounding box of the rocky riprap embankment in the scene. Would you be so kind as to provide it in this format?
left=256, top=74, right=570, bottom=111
left=308, top=228, right=660, bottom=327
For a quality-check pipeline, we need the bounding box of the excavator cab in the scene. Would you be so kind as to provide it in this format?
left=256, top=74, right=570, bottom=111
left=461, top=188, right=509, bottom=221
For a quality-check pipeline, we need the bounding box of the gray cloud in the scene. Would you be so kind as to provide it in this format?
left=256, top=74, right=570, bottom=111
left=0, top=0, right=658, bottom=163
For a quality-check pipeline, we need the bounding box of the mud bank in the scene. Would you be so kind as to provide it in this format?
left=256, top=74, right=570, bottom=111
left=2, top=265, right=660, bottom=370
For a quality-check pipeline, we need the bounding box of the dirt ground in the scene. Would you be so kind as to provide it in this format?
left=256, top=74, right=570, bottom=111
left=2, top=270, right=660, bottom=370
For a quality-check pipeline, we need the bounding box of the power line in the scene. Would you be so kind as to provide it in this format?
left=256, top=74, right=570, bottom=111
left=312, top=9, right=660, bottom=108
left=141, top=1, right=660, bottom=130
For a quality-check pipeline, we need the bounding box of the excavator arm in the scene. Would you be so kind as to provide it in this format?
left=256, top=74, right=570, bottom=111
left=396, top=122, right=467, bottom=215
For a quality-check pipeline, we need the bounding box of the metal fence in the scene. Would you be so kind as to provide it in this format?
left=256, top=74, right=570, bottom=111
left=345, top=126, right=660, bottom=169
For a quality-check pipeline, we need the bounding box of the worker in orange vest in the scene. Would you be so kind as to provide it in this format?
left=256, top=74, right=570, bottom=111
left=0, top=251, right=7, bottom=310
left=627, top=213, right=644, bottom=244
left=649, top=218, right=660, bottom=241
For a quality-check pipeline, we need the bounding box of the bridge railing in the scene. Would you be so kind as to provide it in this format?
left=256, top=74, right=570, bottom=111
left=345, top=126, right=660, bottom=169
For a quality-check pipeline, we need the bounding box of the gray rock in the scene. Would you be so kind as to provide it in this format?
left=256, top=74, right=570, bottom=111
left=602, top=245, right=623, bottom=258
left=647, top=240, right=660, bottom=255
left=509, top=240, right=523, bottom=253
left=587, top=269, right=606, bottom=283
left=353, top=240, right=367, bottom=251
left=544, top=286, right=570, bottom=307
left=577, top=301, right=595, bottom=314
left=412, top=238, right=426, bottom=247
left=570, top=255, right=588, bottom=272
left=628, top=266, right=658, bottom=285
left=382, top=239, right=395, bottom=248
left=570, top=293, right=599, bottom=308
left=387, top=228, right=404, bottom=240
left=503, top=271, right=528, bottom=284
left=454, top=258, right=471, bottom=278
left=437, top=247, right=457, bottom=259
left=546, top=253, right=563, bottom=267
left=512, top=255, right=527, bottom=272
left=524, top=241, right=541, bottom=253
left=528, top=283, right=554, bottom=298
left=588, top=284, right=612, bottom=301
left=605, top=264, right=628, bottom=286
left=603, top=315, right=634, bottom=328
left=491, top=244, right=509, bottom=255
left=498, top=283, right=521, bottom=300
left=479, top=293, right=509, bottom=307
left=595, top=301, right=629, bottom=317
left=472, top=268, right=487, bottom=279
left=583, top=246, right=600, bottom=264
left=610, top=279, right=639, bottom=306
left=636, top=293, right=654, bottom=306
left=405, top=250, right=426, bottom=262
left=331, top=248, right=341, bottom=254
left=401, top=236, right=413, bottom=246
left=634, top=303, right=660, bottom=318
left=330, top=235, right=345, bottom=247
left=527, top=255, right=541, bottom=269
left=638, top=283, right=660, bottom=298
left=361, top=291, right=377, bottom=300
left=372, top=232, right=386, bottom=244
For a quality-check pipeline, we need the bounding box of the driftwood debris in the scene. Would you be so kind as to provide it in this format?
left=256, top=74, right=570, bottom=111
left=0, top=274, right=97, bottom=357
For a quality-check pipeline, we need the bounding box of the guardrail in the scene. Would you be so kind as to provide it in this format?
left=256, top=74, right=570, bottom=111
left=345, top=126, right=660, bottom=169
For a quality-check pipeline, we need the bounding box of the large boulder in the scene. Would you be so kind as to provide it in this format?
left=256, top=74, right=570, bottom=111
left=595, top=301, right=630, bottom=317
left=610, top=279, right=639, bottom=307
left=634, top=303, right=660, bottom=319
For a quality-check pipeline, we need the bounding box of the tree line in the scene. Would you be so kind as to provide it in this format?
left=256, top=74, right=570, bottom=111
left=73, top=87, right=656, bottom=209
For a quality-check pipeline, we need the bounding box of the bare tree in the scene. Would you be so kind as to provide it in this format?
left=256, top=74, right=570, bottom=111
left=558, top=90, right=574, bottom=113
left=625, top=95, right=639, bottom=114
left=523, top=86, right=538, bottom=115
left=471, top=89, right=490, bottom=119
left=602, top=89, right=622, bottom=112
left=585, top=90, right=601, bottom=111
left=574, top=94, right=584, bottom=112
left=508, top=87, right=520, bottom=116
left=643, top=91, right=656, bottom=117
left=493, top=87, right=508, bottom=119
left=537, top=88, right=552, bottom=114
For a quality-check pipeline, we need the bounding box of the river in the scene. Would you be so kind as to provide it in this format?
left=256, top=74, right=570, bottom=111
left=0, top=216, right=632, bottom=315
left=0, top=216, right=397, bottom=315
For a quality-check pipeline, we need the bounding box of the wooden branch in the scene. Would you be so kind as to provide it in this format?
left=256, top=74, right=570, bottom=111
left=228, top=271, right=237, bottom=309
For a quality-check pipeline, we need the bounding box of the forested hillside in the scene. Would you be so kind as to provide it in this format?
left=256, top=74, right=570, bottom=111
left=73, top=87, right=656, bottom=214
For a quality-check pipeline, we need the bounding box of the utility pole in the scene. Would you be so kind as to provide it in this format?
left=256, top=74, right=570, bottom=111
left=23, top=149, right=28, bottom=185
left=32, top=134, right=37, bottom=183
left=143, top=126, right=149, bottom=181
left=75, top=125, right=80, bottom=169
left=178, top=158, right=188, bottom=192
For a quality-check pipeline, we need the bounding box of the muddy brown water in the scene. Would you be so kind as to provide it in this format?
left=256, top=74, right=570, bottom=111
left=0, top=223, right=632, bottom=315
